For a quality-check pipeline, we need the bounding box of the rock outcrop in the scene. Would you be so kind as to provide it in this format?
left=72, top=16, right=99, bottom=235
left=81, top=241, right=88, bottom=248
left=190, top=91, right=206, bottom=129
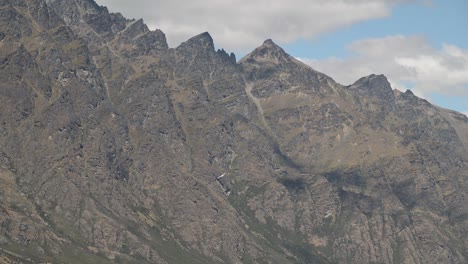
left=0, top=0, right=467, bottom=263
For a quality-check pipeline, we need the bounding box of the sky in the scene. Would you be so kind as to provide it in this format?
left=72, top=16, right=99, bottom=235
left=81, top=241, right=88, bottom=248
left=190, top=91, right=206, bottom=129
left=95, top=0, right=468, bottom=115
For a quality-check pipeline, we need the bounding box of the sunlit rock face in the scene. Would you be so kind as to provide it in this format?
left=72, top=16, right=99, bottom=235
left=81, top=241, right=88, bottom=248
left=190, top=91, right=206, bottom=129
left=0, top=0, right=467, bottom=263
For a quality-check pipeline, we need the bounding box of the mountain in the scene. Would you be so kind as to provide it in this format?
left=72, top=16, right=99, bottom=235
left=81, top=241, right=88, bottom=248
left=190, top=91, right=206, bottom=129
left=0, top=0, right=467, bottom=263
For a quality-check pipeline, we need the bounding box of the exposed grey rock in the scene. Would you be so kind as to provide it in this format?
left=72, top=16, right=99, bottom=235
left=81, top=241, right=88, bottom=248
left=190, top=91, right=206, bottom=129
left=0, top=0, right=467, bottom=263
left=349, top=74, right=395, bottom=102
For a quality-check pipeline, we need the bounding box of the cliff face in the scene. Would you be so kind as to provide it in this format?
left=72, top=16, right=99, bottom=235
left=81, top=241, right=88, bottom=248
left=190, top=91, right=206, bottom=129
left=0, top=0, right=467, bottom=263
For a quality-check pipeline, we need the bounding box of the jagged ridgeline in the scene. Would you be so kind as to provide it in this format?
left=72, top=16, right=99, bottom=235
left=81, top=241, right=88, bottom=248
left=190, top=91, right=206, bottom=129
left=0, top=0, right=467, bottom=263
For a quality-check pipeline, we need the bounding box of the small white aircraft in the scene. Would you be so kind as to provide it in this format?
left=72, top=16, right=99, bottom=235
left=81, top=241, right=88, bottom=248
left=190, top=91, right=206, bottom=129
left=216, top=173, right=226, bottom=180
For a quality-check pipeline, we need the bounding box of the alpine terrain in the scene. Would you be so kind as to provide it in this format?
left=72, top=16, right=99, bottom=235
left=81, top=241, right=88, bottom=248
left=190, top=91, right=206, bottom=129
left=0, top=0, right=467, bottom=263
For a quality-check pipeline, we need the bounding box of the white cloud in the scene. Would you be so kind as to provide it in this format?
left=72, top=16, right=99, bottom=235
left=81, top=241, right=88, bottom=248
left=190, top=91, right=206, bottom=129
left=94, top=0, right=409, bottom=52
left=300, top=35, right=468, bottom=102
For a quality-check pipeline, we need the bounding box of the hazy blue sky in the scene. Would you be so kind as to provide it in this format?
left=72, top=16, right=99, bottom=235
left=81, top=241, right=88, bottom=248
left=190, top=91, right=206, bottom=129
left=96, top=0, right=467, bottom=115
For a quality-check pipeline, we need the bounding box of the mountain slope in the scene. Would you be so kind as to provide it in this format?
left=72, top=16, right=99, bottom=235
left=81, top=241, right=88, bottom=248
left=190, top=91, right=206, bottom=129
left=0, top=0, right=467, bottom=263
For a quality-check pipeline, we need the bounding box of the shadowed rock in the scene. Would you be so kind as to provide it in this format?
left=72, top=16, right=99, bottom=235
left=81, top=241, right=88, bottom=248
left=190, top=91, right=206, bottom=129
left=0, top=0, right=466, bottom=263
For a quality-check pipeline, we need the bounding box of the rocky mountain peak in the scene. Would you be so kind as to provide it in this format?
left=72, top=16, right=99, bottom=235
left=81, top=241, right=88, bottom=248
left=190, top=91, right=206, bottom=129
left=1, top=1, right=467, bottom=264
left=46, top=0, right=168, bottom=54
left=45, top=0, right=104, bottom=24
left=349, top=73, right=395, bottom=101
left=262, top=38, right=278, bottom=47
left=239, top=38, right=292, bottom=65
left=404, top=89, right=414, bottom=96
left=353, top=74, right=389, bottom=86
left=178, top=31, right=215, bottom=51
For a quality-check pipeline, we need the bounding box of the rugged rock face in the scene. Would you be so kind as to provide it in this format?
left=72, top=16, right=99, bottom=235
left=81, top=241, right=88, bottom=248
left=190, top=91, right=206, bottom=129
left=0, top=0, right=467, bottom=263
